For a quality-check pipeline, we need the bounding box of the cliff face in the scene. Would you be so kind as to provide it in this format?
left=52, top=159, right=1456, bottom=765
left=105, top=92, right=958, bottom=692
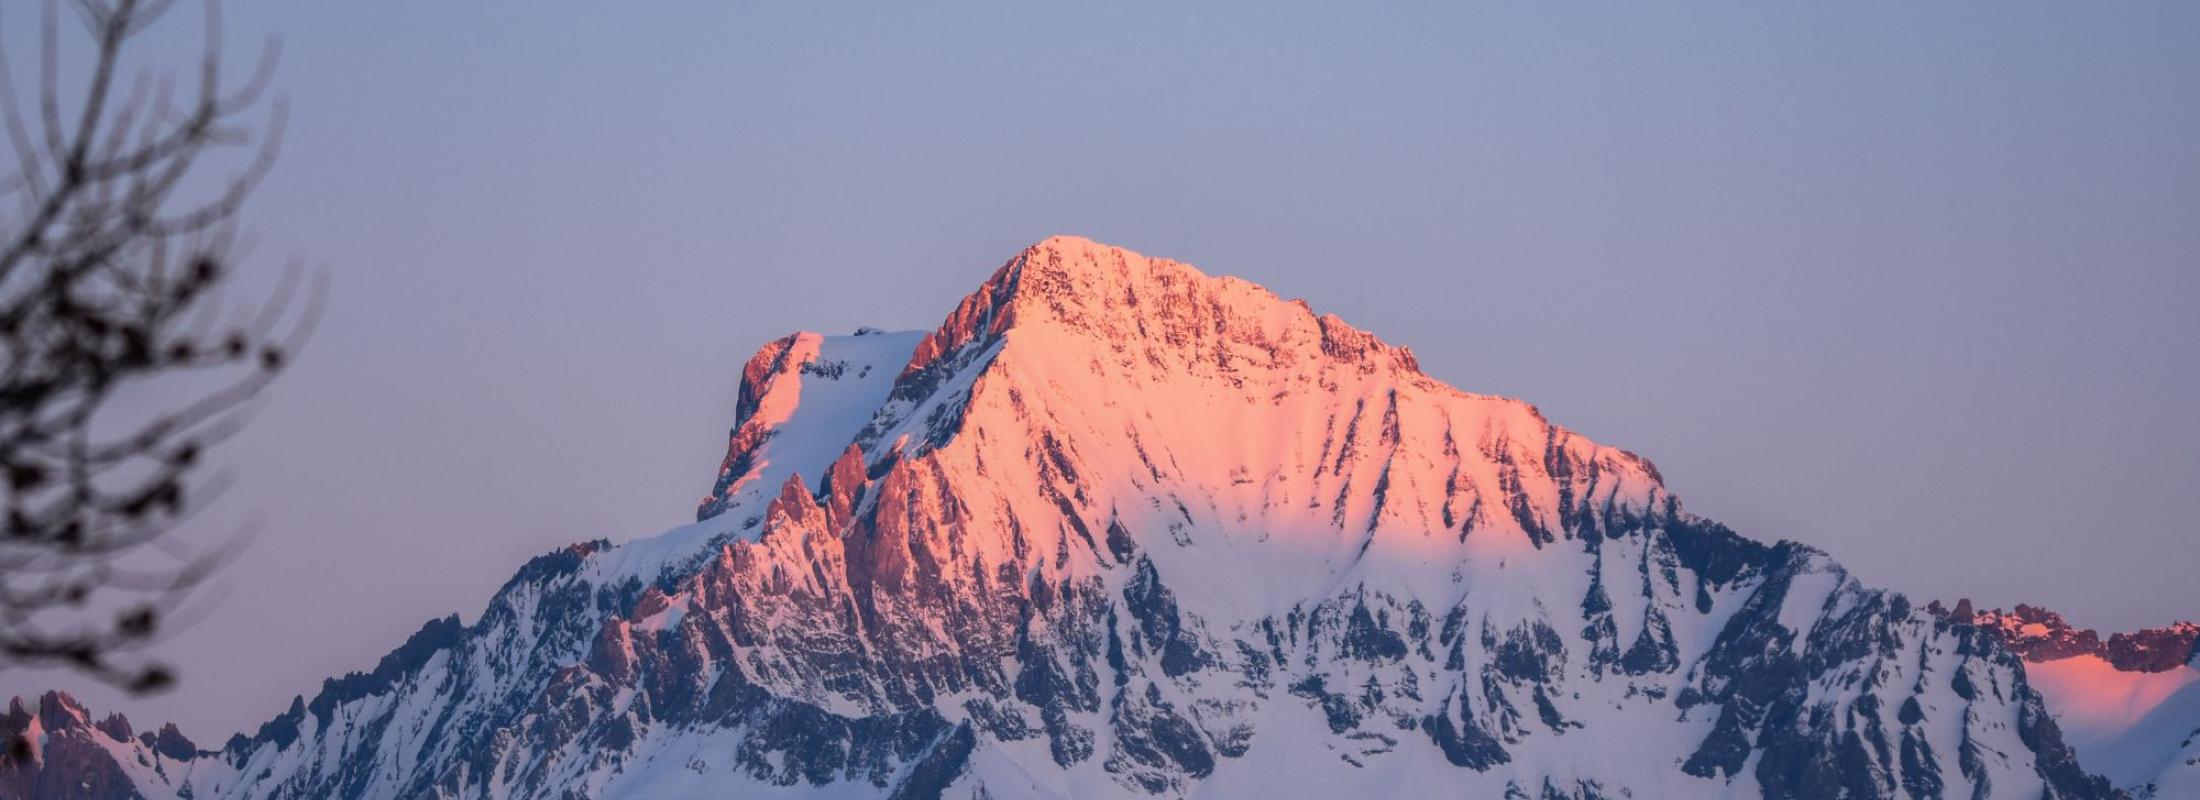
left=3, top=237, right=2136, bottom=799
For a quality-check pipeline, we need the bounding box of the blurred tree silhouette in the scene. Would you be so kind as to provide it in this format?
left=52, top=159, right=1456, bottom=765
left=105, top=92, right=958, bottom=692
left=0, top=0, right=318, bottom=714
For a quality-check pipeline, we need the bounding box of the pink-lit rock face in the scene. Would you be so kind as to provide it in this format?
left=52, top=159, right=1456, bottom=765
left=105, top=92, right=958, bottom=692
left=825, top=235, right=1671, bottom=618
left=0, top=693, right=160, bottom=800
left=1970, top=603, right=2105, bottom=661
left=2106, top=622, right=2200, bottom=673
left=1971, top=602, right=2198, bottom=672
left=695, top=328, right=927, bottom=524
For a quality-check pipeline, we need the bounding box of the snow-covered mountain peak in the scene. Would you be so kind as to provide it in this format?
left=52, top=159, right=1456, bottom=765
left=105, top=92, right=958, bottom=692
left=900, top=235, right=1425, bottom=389
left=7, top=237, right=2148, bottom=800
left=823, top=237, right=1680, bottom=620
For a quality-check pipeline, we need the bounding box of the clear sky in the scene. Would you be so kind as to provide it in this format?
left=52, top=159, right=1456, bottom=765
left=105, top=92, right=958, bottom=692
left=6, top=1, right=2197, bottom=741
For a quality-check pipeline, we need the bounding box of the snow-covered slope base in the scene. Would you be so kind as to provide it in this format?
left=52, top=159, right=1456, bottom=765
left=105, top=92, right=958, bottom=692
left=3, top=237, right=2131, bottom=799
left=2027, top=656, right=2199, bottom=797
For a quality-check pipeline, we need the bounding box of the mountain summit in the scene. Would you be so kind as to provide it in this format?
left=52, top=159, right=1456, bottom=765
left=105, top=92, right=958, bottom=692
left=3, top=238, right=2153, bottom=798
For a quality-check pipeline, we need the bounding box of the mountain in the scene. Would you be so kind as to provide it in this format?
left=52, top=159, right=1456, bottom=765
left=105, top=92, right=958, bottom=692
left=0, top=236, right=2143, bottom=798
left=1960, top=603, right=2200, bottom=798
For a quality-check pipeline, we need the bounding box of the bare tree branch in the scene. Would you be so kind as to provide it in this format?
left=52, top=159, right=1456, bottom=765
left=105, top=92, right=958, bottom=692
left=0, top=0, right=316, bottom=700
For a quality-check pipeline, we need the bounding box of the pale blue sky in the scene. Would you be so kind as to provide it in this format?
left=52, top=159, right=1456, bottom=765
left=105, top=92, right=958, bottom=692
left=7, top=2, right=2197, bottom=739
